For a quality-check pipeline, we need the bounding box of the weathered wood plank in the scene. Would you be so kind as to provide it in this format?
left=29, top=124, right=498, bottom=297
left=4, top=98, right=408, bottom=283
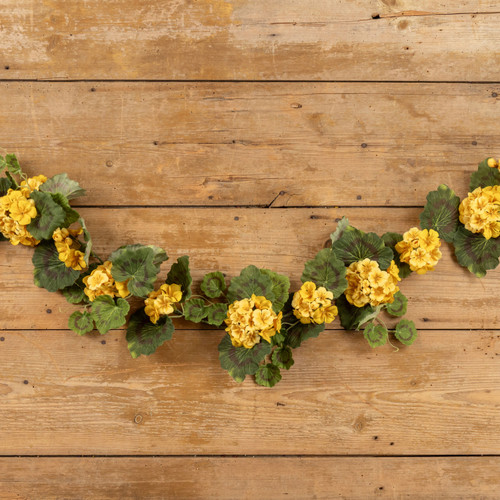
left=0, top=457, right=499, bottom=499
left=1, top=207, right=498, bottom=331
left=0, top=82, right=498, bottom=207
left=0, top=1, right=499, bottom=80
left=0, top=329, right=498, bottom=454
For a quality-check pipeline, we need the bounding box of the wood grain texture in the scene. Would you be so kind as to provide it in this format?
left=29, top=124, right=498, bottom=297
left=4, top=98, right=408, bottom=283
left=0, top=1, right=499, bottom=80
left=0, top=457, right=499, bottom=499
left=0, top=82, right=499, bottom=207
left=0, top=329, right=499, bottom=455
left=1, top=207, right=498, bottom=331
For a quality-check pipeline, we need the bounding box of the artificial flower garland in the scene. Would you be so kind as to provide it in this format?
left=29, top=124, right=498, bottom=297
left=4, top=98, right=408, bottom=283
left=1, top=153, right=496, bottom=387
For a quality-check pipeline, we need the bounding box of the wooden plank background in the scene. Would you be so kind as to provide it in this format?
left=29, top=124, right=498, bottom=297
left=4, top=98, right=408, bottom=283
left=1, top=0, right=500, bottom=498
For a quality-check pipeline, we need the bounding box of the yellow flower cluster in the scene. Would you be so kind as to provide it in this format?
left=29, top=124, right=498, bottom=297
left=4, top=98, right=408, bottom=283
left=345, top=259, right=400, bottom=308
left=0, top=175, right=46, bottom=247
left=292, top=281, right=338, bottom=324
left=144, top=284, right=183, bottom=324
left=458, top=186, right=500, bottom=240
left=395, top=228, right=442, bottom=274
left=52, top=227, right=87, bottom=271
left=225, top=294, right=282, bottom=349
left=83, top=261, right=130, bottom=302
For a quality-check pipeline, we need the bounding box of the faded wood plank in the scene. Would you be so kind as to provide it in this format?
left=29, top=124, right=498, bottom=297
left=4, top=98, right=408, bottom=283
left=0, top=329, right=499, bottom=454
left=0, top=1, right=499, bottom=80
left=0, top=457, right=499, bottom=499
left=0, top=82, right=498, bottom=207
left=1, top=207, right=498, bottom=331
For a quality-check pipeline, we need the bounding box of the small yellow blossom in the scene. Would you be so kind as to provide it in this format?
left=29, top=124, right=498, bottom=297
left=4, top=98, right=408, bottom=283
left=144, top=283, right=183, bottom=324
left=487, top=158, right=499, bottom=169
left=0, top=188, right=39, bottom=246
left=292, top=281, right=338, bottom=325
left=52, top=227, right=87, bottom=271
left=20, top=174, right=47, bottom=196
left=82, top=261, right=130, bottom=301
left=225, top=294, right=282, bottom=349
left=459, top=186, right=500, bottom=240
left=395, top=228, right=442, bottom=274
left=345, top=259, right=400, bottom=307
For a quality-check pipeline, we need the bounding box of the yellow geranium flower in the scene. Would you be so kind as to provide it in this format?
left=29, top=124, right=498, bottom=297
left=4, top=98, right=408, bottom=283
left=459, top=186, right=500, bottom=239
left=144, top=283, right=183, bottom=324
left=83, top=261, right=130, bottom=302
left=292, top=282, right=338, bottom=324
left=20, top=174, right=47, bottom=196
left=395, top=228, right=442, bottom=274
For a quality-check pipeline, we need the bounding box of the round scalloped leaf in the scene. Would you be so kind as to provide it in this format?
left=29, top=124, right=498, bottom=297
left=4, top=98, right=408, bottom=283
left=330, top=216, right=350, bottom=244
left=61, top=284, right=87, bottom=304
left=332, top=225, right=393, bottom=269
left=419, top=185, right=460, bottom=243
left=0, top=176, right=14, bottom=196
left=205, top=302, right=228, bottom=326
left=4, top=154, right=22, bottom=176
left=255, top=363, right=282, bottom=387
left=166, top=255, right=192, bottom=302
left=218, top=334, right=272, bottom=383
left=201, top=271, right=227, bottom=298
left=90, top=296, right=130, bottom=335
left=32, top=242, right=80, bottom=292
left=183, top=298, right=208, bottom=323
left=110, top=244, right=168, bottom=298
left=470, top=158, right=500, bottom=191
left=336, top=295, right=379, bottom=331
left=286, top=322, right=325, bottom=349
left=227, top=265, right=275, bottom=303
left=260, top=269, right=290, bottom=312
left=381, top=232, right=412, bottom=278
left=453, top=226, right=500, bottom=277
left=301, top=248, right=347, bottom=298
left=50, top=192, right=80, bottom=228
left=363, top=322, right=388, bottom=348
left=126, top=310, right=175, bottom=359
left=272, top=346, right=294, bottom=370
left=385, top=291, right=408, bottom=317
left=68, top=311, right=95, bottom=336
left=40, top=173, right=86, bottom=200
left=394, top=319, right=417, bottom=346
left=26, top=190, right=66, bottom=240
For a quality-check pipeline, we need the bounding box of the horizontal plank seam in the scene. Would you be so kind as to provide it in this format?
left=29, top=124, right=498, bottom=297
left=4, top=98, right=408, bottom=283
left=377, top=10, right=500, bottom=19
left=0, top=454, right=499, bottom=458
left=0, top=79, right=500, bottom=85
left=70, top=205, right=426, bottom=210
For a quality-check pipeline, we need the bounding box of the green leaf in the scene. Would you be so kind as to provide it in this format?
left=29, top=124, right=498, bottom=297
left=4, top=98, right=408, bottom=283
left=330, top=216, right=350, bottom=244
left=470, top=158, right=500, bottom=191
left=5, top=154, right=22, bottom=176
left=419, top=184, right=460, bottom=243
left=255, top=363, right=282, bottom=387
left=336, top=295, right=378, bottom=331
left=272, top=346, right=294, bottom=370
left=453, top=226, right=500, bottom=277
left=40, top=173, right=86, bottom=200
left=381, top=232, right=412, bottom=279
left=227, top=265, right=275, bottom=303
left=385, top=291, right=408, bottom=317
left=301, top=248, right=347, bottom=298
left=363, top=322, right=388, bottom=348
left=26, top=190, right=66, bottom=240
left=90, top=296, right=130, bottom=335
left=165, top=255, right=192, bottom=302
left=218, top=334, right=272, bottom=383
left=79, top=217, right=93, bottom=266
left=109, top=244, right=168, bottom=297
left=271, top=329, right=286, bottom=346
left=332, top=225, right=393, bottom=269
left=200, top=271, right=227, bottom=298
left=260, top=269, right=290, bottom=312
left=0, top=176, right=13, bottom=196
left=126, top=310, right=175, bottom=358
left=286, top=322, right=325, bottom=349
left=183, top=298, right=208, bottom=323
left=32, top=242, right=80, bottom=292
left=61, top=284, right=87, bottom=304
left=394, top=319, right=418, bottom=346
left=205, top=302, right=228, bottom=326
left=68, top=311, right=94, bottom=336
left=50, top=192, right=80, bottom=227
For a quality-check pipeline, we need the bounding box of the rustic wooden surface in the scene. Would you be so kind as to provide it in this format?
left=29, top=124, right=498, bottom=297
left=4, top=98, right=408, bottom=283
left=1, top=0, right=500, bottom=498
